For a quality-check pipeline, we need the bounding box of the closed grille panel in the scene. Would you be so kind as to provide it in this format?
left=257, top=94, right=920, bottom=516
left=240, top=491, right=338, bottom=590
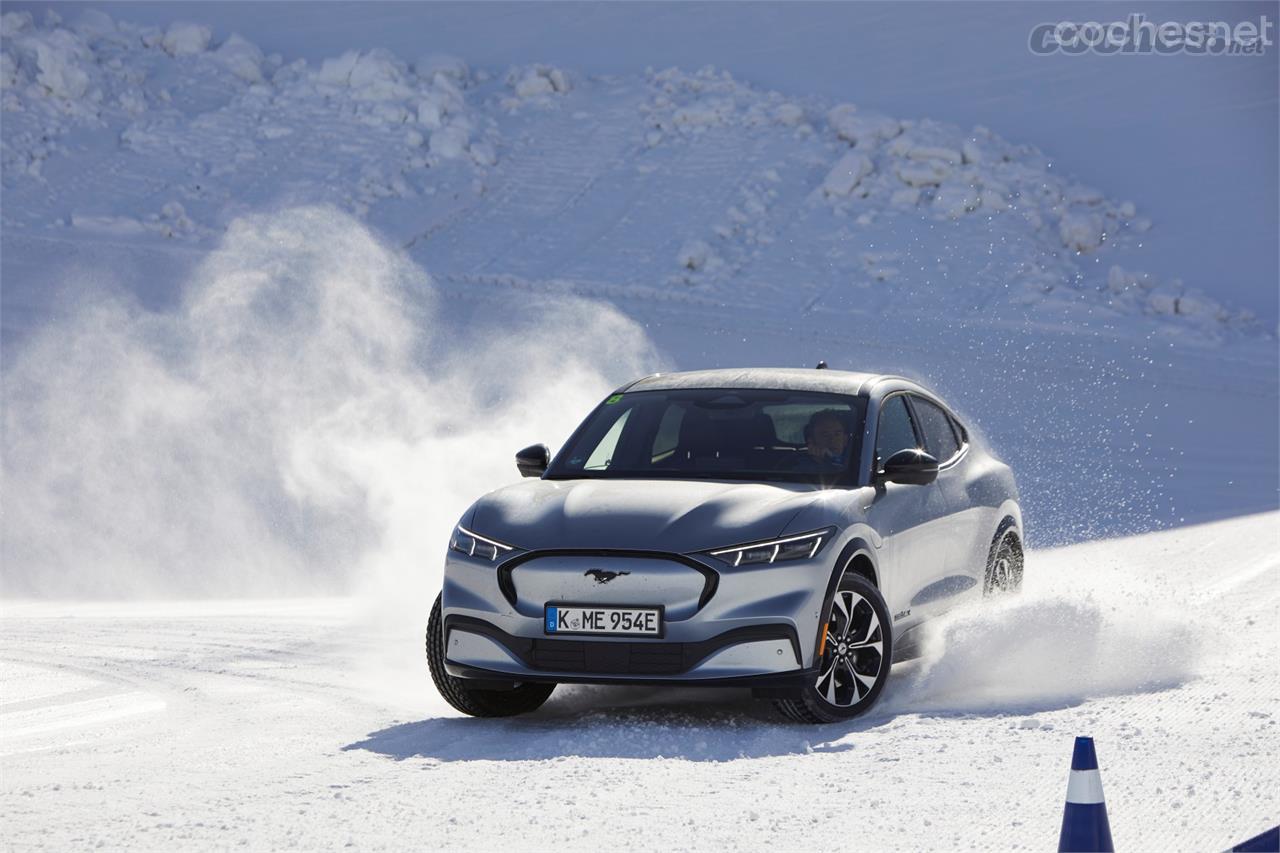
left=530, top=639, right=687, bottom=675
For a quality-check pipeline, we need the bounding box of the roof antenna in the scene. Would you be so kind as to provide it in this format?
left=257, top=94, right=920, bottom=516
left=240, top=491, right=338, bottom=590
left=815, top=360, right=828, bottom=370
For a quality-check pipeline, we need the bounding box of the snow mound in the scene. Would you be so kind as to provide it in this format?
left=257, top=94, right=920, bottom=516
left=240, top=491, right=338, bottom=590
left=0, top=13, right=1264, bottom=341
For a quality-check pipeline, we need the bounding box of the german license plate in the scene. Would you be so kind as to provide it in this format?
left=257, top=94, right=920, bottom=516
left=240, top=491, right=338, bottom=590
left=544, top=605, right=662, bottom=637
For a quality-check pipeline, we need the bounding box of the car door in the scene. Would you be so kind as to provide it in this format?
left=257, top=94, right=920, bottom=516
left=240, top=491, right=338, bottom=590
left=906, top=394, right=983, bottom=609
left=862, top=393, right=953, bottom=629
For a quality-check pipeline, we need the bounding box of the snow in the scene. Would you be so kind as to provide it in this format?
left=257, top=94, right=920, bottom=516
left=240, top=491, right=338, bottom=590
left=429, top=123, right=469, bottom=159
left=212, top=33, right=264, bottom=83
left=0, top=6, right=1276, bottom=849
left=1059, top=210, right=1105, bottom=253
left=821, top=152, right=873, bottom=197
left=16, top=26, right=92, bottom=99
left=1, top=513, right=1275, bottom=850
left=160, top=21, right=210, bottom=57
left=509, top=63, right=571, bottom=98
left=828, top=103, right=902, bottom=147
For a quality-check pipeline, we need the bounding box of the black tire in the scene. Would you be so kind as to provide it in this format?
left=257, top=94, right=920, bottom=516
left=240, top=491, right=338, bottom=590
left=425, top=593, right=555, bottom=717
left=774, top=572, right=893, bottom=724
left=983, top=524, right=1024, bottom=596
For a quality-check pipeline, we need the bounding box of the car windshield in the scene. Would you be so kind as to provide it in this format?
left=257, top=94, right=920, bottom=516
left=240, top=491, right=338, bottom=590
left=546, top=388, right=866, bottom=485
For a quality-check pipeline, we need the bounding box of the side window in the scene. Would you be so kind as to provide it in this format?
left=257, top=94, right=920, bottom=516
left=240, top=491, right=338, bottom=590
left=875, top=395, right=918, bottom=469
left=584, top=410, right=631, bottom=470
left=911, top=396, right=960, bottom=463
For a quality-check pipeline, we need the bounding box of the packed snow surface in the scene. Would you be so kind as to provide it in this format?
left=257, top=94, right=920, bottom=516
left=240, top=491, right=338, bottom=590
left=1, top=513, right=1276, bottom=851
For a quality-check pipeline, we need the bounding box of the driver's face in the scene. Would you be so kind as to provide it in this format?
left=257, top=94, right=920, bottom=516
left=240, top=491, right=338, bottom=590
left=809, top=417, right=847, bottom=457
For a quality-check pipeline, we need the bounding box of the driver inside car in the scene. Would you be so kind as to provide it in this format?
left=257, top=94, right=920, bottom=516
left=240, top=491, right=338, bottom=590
left=796, top=409, right=850, bottom=471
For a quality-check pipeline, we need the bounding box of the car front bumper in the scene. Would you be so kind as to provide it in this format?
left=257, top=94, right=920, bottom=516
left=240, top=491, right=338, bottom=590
left=441, top=545, right=835, bottom=685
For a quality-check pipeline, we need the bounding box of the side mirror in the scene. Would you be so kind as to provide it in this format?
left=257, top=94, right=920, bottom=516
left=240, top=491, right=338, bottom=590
left=515, top=443, right=550, bottom=478
left=878, top=448, right=939, bottom=486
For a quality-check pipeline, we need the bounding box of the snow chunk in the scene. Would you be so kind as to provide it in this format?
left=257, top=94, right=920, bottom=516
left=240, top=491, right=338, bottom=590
left=510, top=64, right=571, bottom=97
left=348, top=50, right=412, bottom=100
left=822, top=152, right=874, bottom=197
left=161, top=22, right=212, bottom=57
left=22, top=29, right=92, bottom=100
left=895, top=160, right=951, bottom=187
left=315, top=49, right=412, bottom=100
left=214, top=34, right=264, bottom=83
left=468, top=140, right=497, bottom=166
left=429, top=123, right=469, bottom=159
left=415, top=93, right=452, bottom=129
left=1059, top=211, right=1104, bottom=252
left=315, top=50, right=359, bottom=85
left=828, top=104, right=901, bottom=146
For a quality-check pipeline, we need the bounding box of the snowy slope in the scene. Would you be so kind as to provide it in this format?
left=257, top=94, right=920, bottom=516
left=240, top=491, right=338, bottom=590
left=2, top=513, right=1276, bottom=851
left=2, top=9, right=1276, bottom=602
left=7, top=1, right=1276, bottom=327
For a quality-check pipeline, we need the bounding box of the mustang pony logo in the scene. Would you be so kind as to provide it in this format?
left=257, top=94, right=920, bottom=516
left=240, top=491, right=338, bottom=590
left=584, top=569, right=630, bottom=584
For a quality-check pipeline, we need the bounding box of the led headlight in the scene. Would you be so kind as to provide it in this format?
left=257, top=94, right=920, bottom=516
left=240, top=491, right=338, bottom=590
left=449, top=525, right=514, bottom=562
left=705, top=527, right=835, bottom=567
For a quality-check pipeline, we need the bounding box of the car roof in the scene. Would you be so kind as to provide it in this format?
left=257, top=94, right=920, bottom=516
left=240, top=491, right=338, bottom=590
left=619, top=367, right=913, bottom=397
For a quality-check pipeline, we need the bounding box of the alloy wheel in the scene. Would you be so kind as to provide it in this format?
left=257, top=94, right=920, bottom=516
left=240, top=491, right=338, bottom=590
left=814, top=589, right=885, bottom=707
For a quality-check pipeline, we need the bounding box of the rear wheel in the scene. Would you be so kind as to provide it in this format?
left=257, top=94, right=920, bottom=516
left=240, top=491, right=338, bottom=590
left=774, top=572, right=892, bottom=724
left=983, top=526, right=1024, bottom=596
left=425, top=594, right=555, bottom=717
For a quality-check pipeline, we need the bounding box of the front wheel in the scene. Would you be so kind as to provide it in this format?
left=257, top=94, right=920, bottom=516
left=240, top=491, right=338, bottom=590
left=425, top=593, right=555, bottom=717
left=775, top=572, right=892, bottom=724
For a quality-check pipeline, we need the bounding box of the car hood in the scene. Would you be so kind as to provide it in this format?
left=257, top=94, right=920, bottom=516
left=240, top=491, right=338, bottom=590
left=469, top=478, right=825, bottom=553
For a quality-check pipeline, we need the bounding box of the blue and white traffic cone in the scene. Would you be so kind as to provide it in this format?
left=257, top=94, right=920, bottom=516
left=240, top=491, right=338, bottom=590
left=1058, top=736, right=1114, bottom=852
left=1230, top=825, right=1279, bottom=852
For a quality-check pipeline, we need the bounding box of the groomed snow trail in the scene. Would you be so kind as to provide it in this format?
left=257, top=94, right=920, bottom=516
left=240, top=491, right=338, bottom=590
left=2, top=512, right=1275, bottom=852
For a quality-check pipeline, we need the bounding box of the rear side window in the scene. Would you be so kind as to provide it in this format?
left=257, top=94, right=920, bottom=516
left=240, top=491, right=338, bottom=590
left=875, top=395, right=918, bottom=468
left=910, top=396, right=960, bottom=463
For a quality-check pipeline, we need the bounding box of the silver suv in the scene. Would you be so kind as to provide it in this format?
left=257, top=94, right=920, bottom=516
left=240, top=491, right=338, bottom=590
left=426, top=368, right=1023, bottom=723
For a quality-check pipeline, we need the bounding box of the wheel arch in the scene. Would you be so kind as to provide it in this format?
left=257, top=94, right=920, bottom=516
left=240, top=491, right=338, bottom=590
left=809, top=537, right=879, bottom=666
left=832, top=537, right=879, bottom=588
